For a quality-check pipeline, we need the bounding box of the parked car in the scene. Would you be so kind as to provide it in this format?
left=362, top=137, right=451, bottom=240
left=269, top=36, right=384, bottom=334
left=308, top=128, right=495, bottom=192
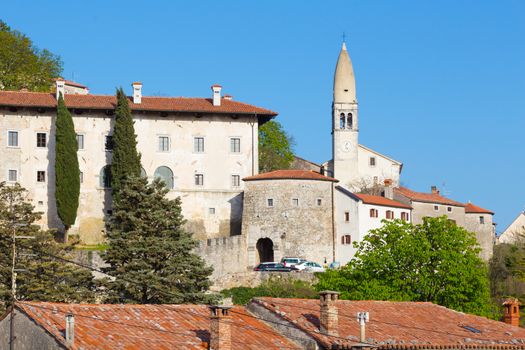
left=280, top=257, right=307, bottom=268
left=292, top=261, right=325, bottom=273
left=254, top=262, right=293, bottom=272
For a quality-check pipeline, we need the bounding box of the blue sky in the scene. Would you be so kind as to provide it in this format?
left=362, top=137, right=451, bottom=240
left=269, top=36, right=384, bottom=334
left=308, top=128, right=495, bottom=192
left=3, top=1, right=524, bottom=232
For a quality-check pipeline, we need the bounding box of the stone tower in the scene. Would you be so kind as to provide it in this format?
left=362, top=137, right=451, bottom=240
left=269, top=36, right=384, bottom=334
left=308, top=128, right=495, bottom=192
left=332, top=42, right=359, bottom=187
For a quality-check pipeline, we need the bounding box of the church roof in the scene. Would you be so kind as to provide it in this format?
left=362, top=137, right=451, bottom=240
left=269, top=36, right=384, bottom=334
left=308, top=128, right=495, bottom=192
left=353, top=193, right=412, bottom=209
left=333, top=42, right=357, bottom=103
left=464, top=202, right=494, bottom=215
left=243, top=169, right=338, bottom=182
left=0, top=90, right=278, bottom=116
left=395, top=186, right=464, bottom=207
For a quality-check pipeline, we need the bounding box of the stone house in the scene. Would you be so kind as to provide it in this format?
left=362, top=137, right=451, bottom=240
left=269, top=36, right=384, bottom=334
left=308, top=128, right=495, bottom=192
left=499, top=211, right=525, bottom=244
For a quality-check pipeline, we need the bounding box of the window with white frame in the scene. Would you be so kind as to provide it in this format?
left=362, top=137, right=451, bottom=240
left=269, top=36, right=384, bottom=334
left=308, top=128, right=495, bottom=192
left=37, top=171, right=45, bottom=182
left=401, top=212, right=409, bottom=221
left=231, top=175, right=240, bottom=187
left=369, top=208, right=379, bottom=218
left=230, top=138, right=240, bottom=153
left=195, top=173, right=204, bottom=186
left=8, top=169, right=17, bottom=182
left=8, top=131, right=18, bottom=147
left=158, top=136, right=170, bottom=152
left=341, top=235, right=351, bottom=245
left=194, top=137, right=204, bottom=153
left=36, top=133, right=47, bottom=148
left=386, top=210, right=394, bottom=219
left=76, top=134, right=84, bottom=150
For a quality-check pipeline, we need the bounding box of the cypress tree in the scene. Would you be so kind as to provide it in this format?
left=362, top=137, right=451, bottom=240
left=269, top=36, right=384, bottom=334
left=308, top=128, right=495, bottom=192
left=55, top=92, right=80, bottom=236
left=111, top=87, right=141, bottom=199
left=102, top=177, right=215, bottom=304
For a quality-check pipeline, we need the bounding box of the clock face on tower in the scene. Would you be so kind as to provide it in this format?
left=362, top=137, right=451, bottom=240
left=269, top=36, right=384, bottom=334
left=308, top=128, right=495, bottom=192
left=343, top=142, right=351, bottom=152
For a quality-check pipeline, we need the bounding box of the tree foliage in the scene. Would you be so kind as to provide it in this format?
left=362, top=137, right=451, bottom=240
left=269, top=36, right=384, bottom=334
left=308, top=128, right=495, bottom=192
left=258, top=120, right=294, bottom=173
left=489, top=241, right=525, bottom=307
left=110, top=87, right=141, bottom=199
left=102, top=177, right=214, bottom=304
left=55, top=93, right=80, bottom=232
left=316, top=217, right=493, bottom=316
left=0, top=183, right=95, bottom=312
left=0, top=20, right=62, bottom=92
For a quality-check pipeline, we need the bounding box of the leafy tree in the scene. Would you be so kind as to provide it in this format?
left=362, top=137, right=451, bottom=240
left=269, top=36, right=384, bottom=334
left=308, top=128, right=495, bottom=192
left=0, top=20, right=62, bottom=92
left=259, top=120, right=294, bottom=173
left=0, top=183, right=95, bottom=312
left=55, top=93, right=80, bottom=237
left=489, top=241, right=525, bottom=306
left=102, top=177, right=214, bottom=304
left=110, top=87, right=141, bottom=199
left=316, top=217, right=493, bottom=316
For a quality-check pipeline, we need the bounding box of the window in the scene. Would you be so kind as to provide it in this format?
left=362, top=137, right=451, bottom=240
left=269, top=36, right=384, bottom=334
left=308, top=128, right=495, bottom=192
left=158, top=136, right=170, bottom=152
left=230, top=138, right=240, bottom=153
left=36, top=133, right=47, bottom=148
left=344, top=211, right=350, bottom=222
left=195, top=173, right=204, bottom=186
left=479, top=216, right=485, bottom=224
left=8, top=131, right=18, bottom=147
left=339, top=113, right=346, bottom=129
left=194, top=137, right=204, bottom=153
left=433, top=205, right=439, bottom=211
left=100, top=166, right=112, bottom=188
left=37, top=171, right=45, bottom=182
left=369, top=157, right=376, bottom=167
left=447, top=207, right=452, bottom=212
left=209, top=208, right=216, bottom=215
left=231, top=175, right=240, bottom=187
left=369, top=208, right=379, bottom=218
left=401, top=212, right=409, bottom=221
left=267, top=198, right=274, bottom=207
left=105, top=135, right=114, bottom=151
left=79, top=171, right=84, bottom=184
left=317, top=198, right=322, bottom=206
left=76, top=134, right=84, bottom=150
left=154, top=166, right=174, bottom=189
left=8, top=169, right=17, bottom=182
left=341, top=235, right=351, bottom=245
left=386, top=210, right=394, bottom=219
left=347, top=113, right=353, bottom=129
left=292, top=198, right=299, bottom=206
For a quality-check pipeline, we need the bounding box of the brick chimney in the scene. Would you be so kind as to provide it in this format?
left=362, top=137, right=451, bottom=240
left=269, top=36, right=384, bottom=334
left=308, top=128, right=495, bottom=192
left=383, top=179, right=393, bottom=199
left=211, top=84, right=222, bottom=106
left=431, top=186, right=439, bottom=195
left=319, top=291, right=339, bottom=336
left=503, top=298, right=521, bottom=327
left=56, top=78, right=65, bottom=100
left=132, top=82, right=142, bottom=104
left=223, top=94, right=233, bottom=101
left=65, top=313, right=75, bottom=346
left=209, top=305, right=232, bottom=350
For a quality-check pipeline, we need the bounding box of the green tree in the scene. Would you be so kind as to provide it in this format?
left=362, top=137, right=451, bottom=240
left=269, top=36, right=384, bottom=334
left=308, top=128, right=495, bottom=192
left=489, top=241, right=525, bottom=306
left=0, top=183, right=95, bottom=312
left=55, top=93, right=80, bottom=237
left=0, top=20, right=62, bottom=92
left=110, top=88, right=141, bottom=198
left=316, top=217, right=493, bottom=316
left=102, top=177, right=214, bottom=304
left=258, top=120, right=294, bottom=173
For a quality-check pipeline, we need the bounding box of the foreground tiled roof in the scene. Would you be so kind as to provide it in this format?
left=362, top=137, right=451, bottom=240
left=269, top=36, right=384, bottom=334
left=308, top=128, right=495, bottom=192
left=243, top=169, right=339, bottom=182
left=465, top=202, right=494, bottom=215
left=353, top=193, right=412, bottom=209
left=15, top=302, right=300, bottom=350
left=394, top=186, right=464, bottom=206
left=0, top=90, right=277, bottom=116
left=253, top=298, right=525, bottom=349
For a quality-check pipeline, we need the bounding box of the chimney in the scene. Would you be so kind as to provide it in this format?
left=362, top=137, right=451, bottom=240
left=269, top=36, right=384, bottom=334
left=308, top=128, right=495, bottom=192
left=209, top=305, right=232, bottom=350
left=383, top=179, right=393, bottom=199
left=56, top=78, right=65, bottom=100
left=319, top=291, right=339, bottom=336
left=503, top=298, right=521, bottom=327
left=223, top=94, right=233, bottom=101
left=132, top=82, right=142, bottom=104
left=65, top=313, right=75, bottom=346
left=431, top=186, right=439, bottom=195
left=211, top=84, right=222, bottom=106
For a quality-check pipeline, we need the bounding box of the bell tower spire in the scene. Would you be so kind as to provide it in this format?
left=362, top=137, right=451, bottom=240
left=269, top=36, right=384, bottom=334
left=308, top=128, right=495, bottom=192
left=332, top=41, right=359, bottom=187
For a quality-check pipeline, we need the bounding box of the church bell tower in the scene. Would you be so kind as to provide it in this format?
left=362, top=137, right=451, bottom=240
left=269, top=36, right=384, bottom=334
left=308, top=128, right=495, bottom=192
left=332, top=42, right=359, bottom=187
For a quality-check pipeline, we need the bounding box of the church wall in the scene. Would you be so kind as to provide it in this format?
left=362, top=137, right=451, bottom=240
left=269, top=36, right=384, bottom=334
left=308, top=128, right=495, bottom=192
left=242, top=179, right=335, bottom=267
left=356, top=146, right=401, bottom=188
left=498, top=213, right=525, bottom=244
left=465, top=213, right=495, bottom=261
left=0, top=107, right=257, bottom=244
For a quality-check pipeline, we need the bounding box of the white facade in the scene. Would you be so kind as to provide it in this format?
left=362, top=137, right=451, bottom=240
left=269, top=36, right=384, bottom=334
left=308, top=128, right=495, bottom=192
left=498, top=212, right=525, bottom=244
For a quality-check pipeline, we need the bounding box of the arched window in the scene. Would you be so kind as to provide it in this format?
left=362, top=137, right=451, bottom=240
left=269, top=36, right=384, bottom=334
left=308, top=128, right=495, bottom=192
left=154, top=166, right=174, bottom=189
left=339, top=113, right=346, bottom=129
left=140, top=167, right=147, bottom=178
left=347, top=113, right=353, bottom=129
left=100, top=165, right=112, bottom=188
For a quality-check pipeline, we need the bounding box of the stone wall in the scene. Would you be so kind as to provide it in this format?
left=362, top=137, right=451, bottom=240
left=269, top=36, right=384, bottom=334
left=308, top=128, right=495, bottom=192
left=465, top=213, right=495, bottom=261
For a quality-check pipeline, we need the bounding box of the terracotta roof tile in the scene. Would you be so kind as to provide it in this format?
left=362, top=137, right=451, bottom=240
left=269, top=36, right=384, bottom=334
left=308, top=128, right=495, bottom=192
left=394, top=186, right=464, bottom=207
left=465, top=202, right=494, bottom=215
left=0, top=90, right=277, bottom=116
left=243, top=169, right=339, bottom=182
left=254, top=298, right=525, bottom=349
left=353, top=193, right=412, bottom=209
left=16, top=302, right=300, bottom=350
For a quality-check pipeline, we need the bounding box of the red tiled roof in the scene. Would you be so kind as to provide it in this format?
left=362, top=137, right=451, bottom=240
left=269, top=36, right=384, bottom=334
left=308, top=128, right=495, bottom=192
left=465, top=202, right=494, bottom=215
left=253, top=298, right=525, bottom=349
left=353, top=193, right=412, bottom=209
left=0, top=90, right=277, bottom=116
left=394, top=186, right=464, bottom=206
left=243, top=169, right=339, bottom=182
left=16, top=302, right=300, bottom=350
